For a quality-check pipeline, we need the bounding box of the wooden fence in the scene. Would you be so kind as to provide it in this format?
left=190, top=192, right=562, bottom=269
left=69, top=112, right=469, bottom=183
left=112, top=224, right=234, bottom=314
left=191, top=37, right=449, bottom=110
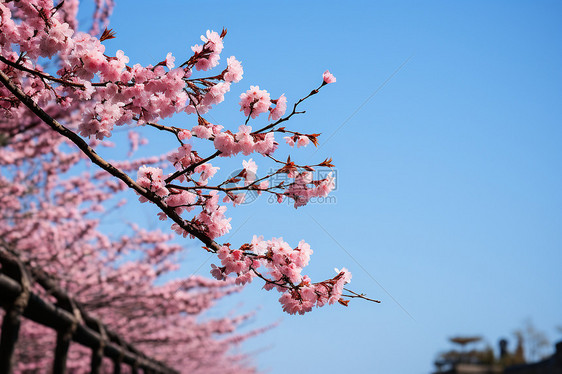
left=0, top=250, right=179, bottom=374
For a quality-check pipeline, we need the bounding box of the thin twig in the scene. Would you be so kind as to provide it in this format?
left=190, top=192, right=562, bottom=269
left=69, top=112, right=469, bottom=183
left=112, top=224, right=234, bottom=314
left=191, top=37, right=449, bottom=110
left=252, top=84, right=324, bottom=135
left=165, top=150, right=222, bottom=184
left=343, top=288, right=381, bottom=303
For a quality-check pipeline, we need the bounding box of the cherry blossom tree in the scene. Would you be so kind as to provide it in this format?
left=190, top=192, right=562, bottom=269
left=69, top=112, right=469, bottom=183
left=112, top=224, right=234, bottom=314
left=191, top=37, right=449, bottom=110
left=0, top=0, right=380, bottom=370
left=0, top=4, right=267, bottom=371
left=0, top=75, right=265, bottom=371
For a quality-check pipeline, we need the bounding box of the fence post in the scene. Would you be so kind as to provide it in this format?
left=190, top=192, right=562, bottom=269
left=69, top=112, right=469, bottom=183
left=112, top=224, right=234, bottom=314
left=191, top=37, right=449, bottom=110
left=112, top=358, right=122, bottom=374
left=131, top=359, right=139, bottom=374
left=111, top=334, right=125, bottom=374
left=53, top=330, right=72, bottom=374
left=53, top=299, right=80, bottom=374
left=0, top=252, right=31, bottom=374
left=90, top=319, right=107, bottom=374
left=0, top=307, right=21, bottom=374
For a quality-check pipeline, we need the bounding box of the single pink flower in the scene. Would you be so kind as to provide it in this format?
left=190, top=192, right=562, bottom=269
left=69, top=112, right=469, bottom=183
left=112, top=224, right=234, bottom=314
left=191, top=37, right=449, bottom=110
left=239, top=86, right=271, bottom=119
left=224, top=56, right=243, bottom=83
left=323, top=70, right=336, bottom=84
left=268, top=94, right=287, bottom=121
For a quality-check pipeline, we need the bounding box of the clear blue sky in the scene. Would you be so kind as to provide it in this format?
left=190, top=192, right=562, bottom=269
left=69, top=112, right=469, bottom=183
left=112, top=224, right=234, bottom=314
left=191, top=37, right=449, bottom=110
left=89, top=1, right=562, bottom=373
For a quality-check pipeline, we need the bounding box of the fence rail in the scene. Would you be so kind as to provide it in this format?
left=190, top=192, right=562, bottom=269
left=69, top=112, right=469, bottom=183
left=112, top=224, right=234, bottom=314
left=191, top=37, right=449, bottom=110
left=0, top=249, right=179, bottom=374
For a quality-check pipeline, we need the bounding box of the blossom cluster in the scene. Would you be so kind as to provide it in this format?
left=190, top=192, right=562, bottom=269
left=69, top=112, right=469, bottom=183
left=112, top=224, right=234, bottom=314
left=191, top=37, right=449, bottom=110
left=0, top=97, right=259, bottom=374
left=137, top=166, right=169, bottom=201
left=284, top=170, right=336, bottom=208
left=210, top=237, right=352, bottom=315
left=137, top=147, right=336, bottom=235
left=1, top=2, right=248, bottom=139
left=213, top=125, right=277, bottom=156
left=0, top=0, right=358, bottom=319
left=278, top=271, right=352, bottom=315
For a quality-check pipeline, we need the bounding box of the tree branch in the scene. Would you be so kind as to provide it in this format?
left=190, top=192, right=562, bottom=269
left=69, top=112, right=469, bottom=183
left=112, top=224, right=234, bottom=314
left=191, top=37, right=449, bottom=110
left=0, top=55, right=108, bottom=88
left=0, top=68, right=221, bottom=253
left=165, top=150, right=222, bottom=184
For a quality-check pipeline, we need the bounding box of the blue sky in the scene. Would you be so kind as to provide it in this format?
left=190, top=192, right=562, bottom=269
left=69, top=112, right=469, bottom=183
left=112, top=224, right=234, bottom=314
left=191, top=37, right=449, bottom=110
left=88, top=1, right=562, bottom=373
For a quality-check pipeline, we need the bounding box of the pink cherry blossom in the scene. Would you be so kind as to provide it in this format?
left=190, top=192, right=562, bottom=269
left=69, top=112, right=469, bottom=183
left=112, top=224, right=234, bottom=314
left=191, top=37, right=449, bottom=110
left=164, top=52, right=175, bottom=69
left=239, top=86, right=271, bottom=118
left=136, top=166, right=169, bottom=201
left=0, top=0, right=368, bottom=338
left=296, top=135, right=310, bottom=147
left=323, top=69, right=336, bottom=84
left=269, top=93, right=287, bottom=121
left=224, top=56, right=244, bottom=83
left=284, top=136, right=295, bottom=147
left=201, top=30, right=224, bottom=54
left=242, top=158, right=258, bottom=174
left=235, top=125, right=255, bottom=155
left=192, top=124, right=214, bottom=139
left=178, top=129, right=192, bottom=140
left=203, top=81, right=231, bottom=106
